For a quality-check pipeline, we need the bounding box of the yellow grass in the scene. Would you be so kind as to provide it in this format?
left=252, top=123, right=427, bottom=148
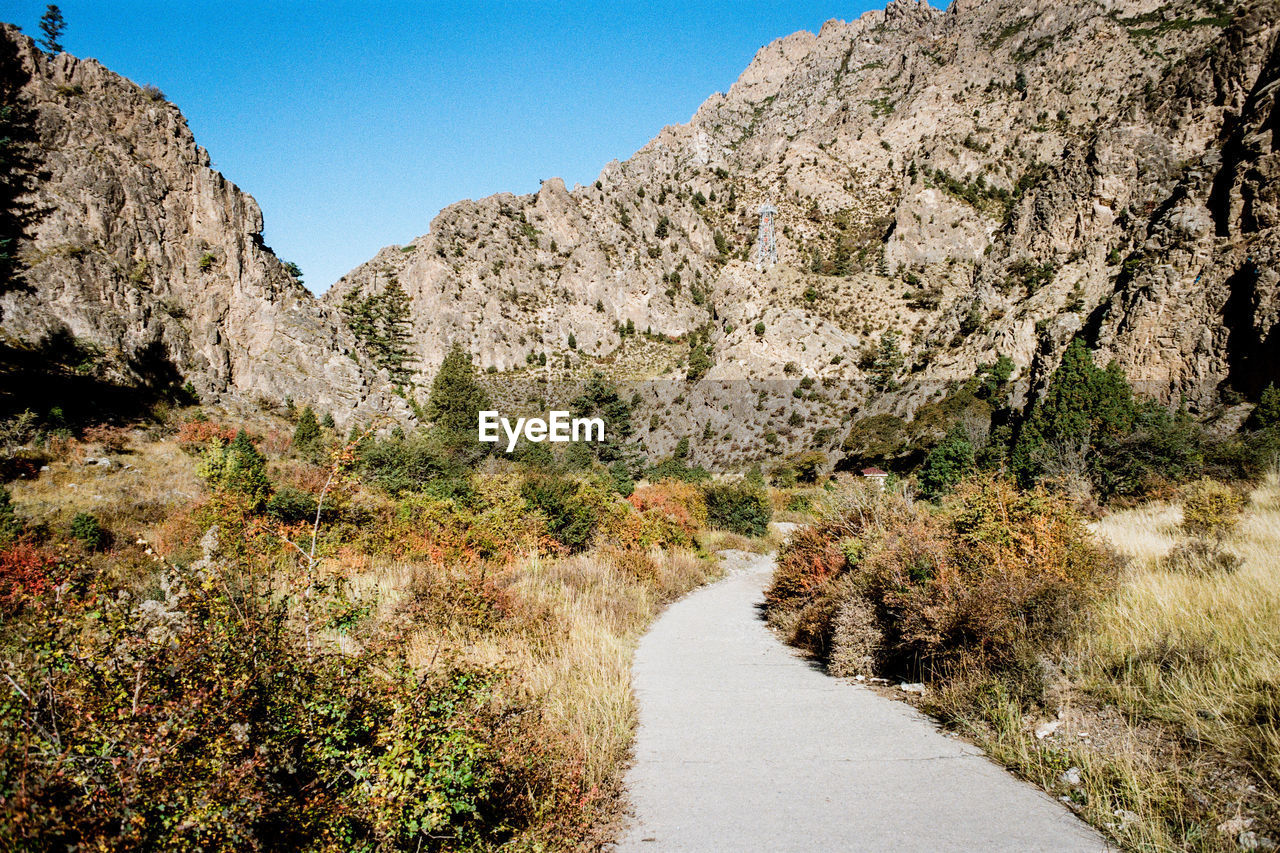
left=327, top=544, right=721, bottom=830
left=1065, top=471, right=1280, bottom=845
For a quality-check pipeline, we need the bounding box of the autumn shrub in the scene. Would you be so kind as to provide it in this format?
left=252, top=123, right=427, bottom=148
left=81, top=424, right=131, bottom=453
left=1180, top=477, right=1243, bottom=537
left=0, top=532, right=523, bottom=851
left=0, top=542, right=61, bottom=614
left=767, top=476, right=1119, bottom=679
left=176, top=418, right=237, bottom=453
left=702, top=482, right=772, bottom=537
left=1158, top=537, right=1243, bottom=576
left=627, top=479, right=708, bottom=546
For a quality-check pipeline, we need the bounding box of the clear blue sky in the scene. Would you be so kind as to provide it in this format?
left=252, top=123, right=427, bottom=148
left=7, top=1, right=882, bottom=292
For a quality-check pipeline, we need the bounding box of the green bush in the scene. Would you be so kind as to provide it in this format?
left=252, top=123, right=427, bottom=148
left=198, top=430, right=273, bottom=508
left=69, top=512, right=106, bottom=550
left=266, top=486, right=319, bottom=523
left=0, top=488, right=20, bottom=546
left=1180, top=478, right=1243, bottom=537
left=520, top=473, right=607, bottom=552
left=702, top=482, right=771, bottom=537
left=917, top=423, right=975, bottom=499
left=360, top=431, right=472, bottom=499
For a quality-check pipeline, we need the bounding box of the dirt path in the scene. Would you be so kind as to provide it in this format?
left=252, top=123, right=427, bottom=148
left=614, top=550, right=1107, bottom=852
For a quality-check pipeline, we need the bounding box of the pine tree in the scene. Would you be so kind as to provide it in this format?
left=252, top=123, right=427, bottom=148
left=918, top=423, right=975, bottom=499
left=426, top=343, right=489, bottom=437
left=0, top=41, right=40, bottom=295
left=293, top=406, right=320, bottom=456
left=871, top=331, right=903, bottom=391
left=654, top=215, right=669, bottom=240
left=38, top=6, right=65, bottom=54
left=1011, top=338, right=1136, bottom=485
left=1255, top=383, right=1280, bottom=430
left=571, top=372, right=635, bottom=464
left=376, top=279, right=416, bottom=385
left=321, top=411, right=336, bottom=431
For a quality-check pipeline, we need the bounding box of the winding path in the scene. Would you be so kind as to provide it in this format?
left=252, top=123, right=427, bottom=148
left=615, top=550, right=1107, bottom=852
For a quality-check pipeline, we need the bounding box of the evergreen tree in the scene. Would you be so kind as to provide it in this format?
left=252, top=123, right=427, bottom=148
left=918, top=423, right=975, bottom=499
left=38, top=6, right=65, bottom=54
left=1011, top=338, right=1136, bottom=486
left=567, top=332, right=577, bottom=350
left=0, top=38, right=40, bottom=295
left=321, top=411, right=336, bottom=430
left=686, top=338, right=712, bottom=380
left=199, top=430, right=272, bottom=507
left=341, top=286, right=376, bottom=341
left=1255, top=383, right=1280, bottom=431
left=570, top=372, right=635, bottom=465
left=293, top=406, right=321, bottom=456
left=375, top=279, right=416, bottom=385
left=426, top=343, right=489, bottom=438
left=871, top=331, right=903, bottom=391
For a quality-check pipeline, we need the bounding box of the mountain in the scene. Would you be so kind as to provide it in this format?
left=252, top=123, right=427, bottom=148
left=326, top=0, right=1278, bottom=467
left=0, top=25, right=408, bottom=424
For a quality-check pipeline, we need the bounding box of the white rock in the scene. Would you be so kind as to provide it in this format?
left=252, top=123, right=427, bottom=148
left=1034, top=720, right=1062, bottom=739
left=1059, top=767, right=1082, bottom=787
left=898, top=682, right=925, bottom=694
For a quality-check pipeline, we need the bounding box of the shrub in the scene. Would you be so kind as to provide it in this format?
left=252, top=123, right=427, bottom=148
left=521, top=473, right=608, bottom=552
left=1180, top=477, right=1243, bottom=537
left=81, top=424, right=130, bottom=453
left=176, top=419, right=237, bottom=453
left=266, top=486, right=319, bottom=523
left=628, top=480, right=708, bottom=545
left=0, top=551, right=513, bottom=850
left=1159, top=538, right=1242, bottom=576
left=69, top=512, right=106, bottom=550
left=702, top=482, right=771, bottom=537
left=0, top=488, right=20, bottom=547
left=197, top=430, right=273, bottom=508
left=360, top=431, right=471, bottom=499
left=768, top=477, right=1119, bottom=678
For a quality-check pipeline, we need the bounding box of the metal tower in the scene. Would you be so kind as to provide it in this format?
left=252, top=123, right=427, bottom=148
left=756, top=203, right=778, bottom=271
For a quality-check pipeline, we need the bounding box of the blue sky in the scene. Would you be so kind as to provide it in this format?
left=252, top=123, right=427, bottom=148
left=7, top=2, right=881, bottom=292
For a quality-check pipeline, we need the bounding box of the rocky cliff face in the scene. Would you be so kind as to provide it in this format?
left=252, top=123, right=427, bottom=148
left=327, top=0, right=1278, bottom=466
left=0, top=26, right=407, bottom=424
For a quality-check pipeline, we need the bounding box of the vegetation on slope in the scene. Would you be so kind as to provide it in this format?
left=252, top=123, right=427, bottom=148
left=0, top=350, right=786, bottom=850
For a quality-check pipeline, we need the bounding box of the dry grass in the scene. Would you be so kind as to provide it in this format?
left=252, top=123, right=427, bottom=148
left=324, top=544, right=722, bottom=841
left=1077, top=472, right=1280, bottom=811
left=8, top=433, right=202, bottom=537
left=953, top=473, right=1280, bottom=850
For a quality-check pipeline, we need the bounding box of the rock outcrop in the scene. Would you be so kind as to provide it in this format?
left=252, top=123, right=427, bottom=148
left=326, top=0, right=1279, bottom=466
left=0, top=26, right=407, bottom=424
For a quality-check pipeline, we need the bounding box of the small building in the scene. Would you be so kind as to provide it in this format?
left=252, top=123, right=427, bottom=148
left=861, top=467, right=888, bottom=491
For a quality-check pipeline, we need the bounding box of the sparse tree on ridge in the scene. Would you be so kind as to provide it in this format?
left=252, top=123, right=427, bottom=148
left=39, top=5, right=65, bottom=54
